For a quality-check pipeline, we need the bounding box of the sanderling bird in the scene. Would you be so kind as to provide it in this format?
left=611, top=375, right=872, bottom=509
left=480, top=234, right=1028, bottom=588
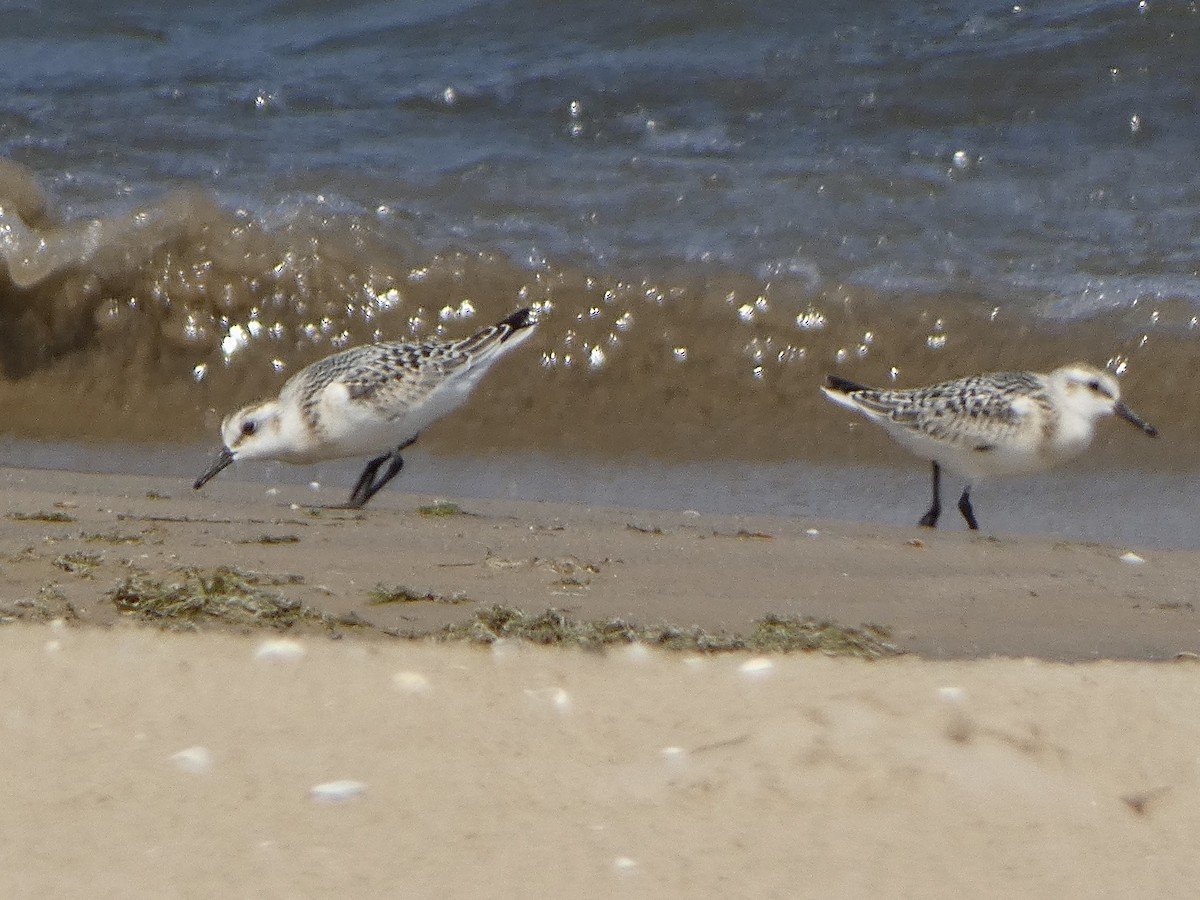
left=194, top=306, right=539, bottom=508
left=821, top=362, right=1157, bottom=530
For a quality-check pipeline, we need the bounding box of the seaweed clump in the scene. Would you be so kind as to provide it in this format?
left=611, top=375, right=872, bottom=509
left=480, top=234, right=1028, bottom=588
left=417, top=501, right=463, bottom=517
left=368, top=584, right=471, bottom=605
left=0, top=584, right=79, bottom=624
left=108, top=566, right=343, bottom=632
left=427, top=605, right=901, bottom=658
left=748, top=614, right=899, bottom=658
left=8, top=510, right=76, bottom=524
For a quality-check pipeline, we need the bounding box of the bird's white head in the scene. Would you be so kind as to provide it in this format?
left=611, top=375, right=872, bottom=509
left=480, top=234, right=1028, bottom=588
left=219, top=399, right=291, bottom=460
left=193, top=399, right=288, bottom=490
left=1048, top=363, right=1157, bottom=436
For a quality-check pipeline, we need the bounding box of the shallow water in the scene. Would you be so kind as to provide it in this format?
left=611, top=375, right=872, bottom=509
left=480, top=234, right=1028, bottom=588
left=1, top=439, right=1192, bottom=549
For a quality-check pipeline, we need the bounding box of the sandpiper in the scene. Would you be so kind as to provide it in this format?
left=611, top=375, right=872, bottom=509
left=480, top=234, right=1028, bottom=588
left=194, top=306, right=539, bottom=508
left=821, top=363, right=1157, bottom=529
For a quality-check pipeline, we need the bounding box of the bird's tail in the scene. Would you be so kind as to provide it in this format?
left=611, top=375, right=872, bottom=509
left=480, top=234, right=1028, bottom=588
left=494, top=305, right=539, bottom=338
left=450, top=305, right=541, bottom=365
left=820, top=373, right=894, bottom=419
left=823, top=374, right=870, bottom=394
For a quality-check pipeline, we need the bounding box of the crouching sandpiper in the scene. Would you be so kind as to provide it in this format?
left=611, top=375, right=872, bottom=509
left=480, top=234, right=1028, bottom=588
left=194, top=306, right=540, bottom=508
left=820, top=362, right=1157, bottom=530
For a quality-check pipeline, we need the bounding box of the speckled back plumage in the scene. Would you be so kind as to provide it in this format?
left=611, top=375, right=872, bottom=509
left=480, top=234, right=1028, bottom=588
left=283, top=309, right=535, bottom=433
left=836, top=371, right=1055, bottom=449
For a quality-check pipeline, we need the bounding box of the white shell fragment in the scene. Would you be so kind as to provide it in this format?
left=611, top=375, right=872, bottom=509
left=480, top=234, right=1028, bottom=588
left=171, top=746, right=213, bottom=775
left=937, top=687, right=975, bottom=743
left=524, top=687, right=572, bottom=714
left=490, top=638, right=519, bottom=662
left=805, top=528, right=820, bottom=537
left=392, top=671, right=431, bottom=694
left=739, top=657, right=775, bottom=679
left=1120, top=551, right=1146, bottom=565
left=612, top=856, right=639, bottom=874
left=310, top=780, right=367, bottom=803
left=254, top=639, right=306, bottom=662
left=623, top=643, right=651, bottom=664
left=660, top=746, right=688, bottom=766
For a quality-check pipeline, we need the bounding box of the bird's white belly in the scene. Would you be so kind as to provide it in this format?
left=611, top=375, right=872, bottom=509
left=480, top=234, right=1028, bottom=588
left=888, top=425, right=1048, bottom=480
left=301, top=380, right=475, bottom=461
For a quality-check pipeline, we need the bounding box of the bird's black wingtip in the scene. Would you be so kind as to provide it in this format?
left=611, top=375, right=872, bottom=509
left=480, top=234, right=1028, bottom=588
left=498, top=306, right=539, bottom=333
left=825, top=374, right=870, bottom=393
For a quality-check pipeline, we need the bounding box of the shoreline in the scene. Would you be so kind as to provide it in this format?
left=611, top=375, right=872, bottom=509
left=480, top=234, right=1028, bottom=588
left=1, top=465, right=1196, bottom=660
left=3, top=440, right=1199, bottom=549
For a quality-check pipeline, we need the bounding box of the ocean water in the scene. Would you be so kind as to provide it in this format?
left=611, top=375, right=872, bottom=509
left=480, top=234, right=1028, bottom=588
left=1, top=0, right=1198, bottom=539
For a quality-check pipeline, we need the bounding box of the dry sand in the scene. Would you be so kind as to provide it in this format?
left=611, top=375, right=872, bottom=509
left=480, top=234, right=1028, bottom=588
left=1, top=465, right=1198, bottom=897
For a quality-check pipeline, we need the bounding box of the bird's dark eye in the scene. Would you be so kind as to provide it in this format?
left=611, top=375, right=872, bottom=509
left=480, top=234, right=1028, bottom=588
left=241, top=419, right=257, bottom=436
left=1086, top=380, right=1101, bottom=392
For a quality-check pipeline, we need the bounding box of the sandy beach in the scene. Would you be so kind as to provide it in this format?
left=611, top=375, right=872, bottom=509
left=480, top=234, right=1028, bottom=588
left=1, top=464, right=1198, bottom=897
left=6, top=4, right=1200, bottom=894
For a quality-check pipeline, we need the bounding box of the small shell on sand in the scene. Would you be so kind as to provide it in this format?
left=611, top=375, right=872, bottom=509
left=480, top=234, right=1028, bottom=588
left=1120, top=551, right=1146, bottom=565
left=254, top=639, right=306, bottom=662
left=524, top=687, right=572, bottom=713
left=171, top=746, right=213, bottom=775
left=623, top=643, right=651, bottom=664
left=392, top=671, right=431, bottom=694
left=739, top=657, right=774, bottom=678
left=310, top=780, right=366, bottom=803
left=660, top=746, right=688, bottom=765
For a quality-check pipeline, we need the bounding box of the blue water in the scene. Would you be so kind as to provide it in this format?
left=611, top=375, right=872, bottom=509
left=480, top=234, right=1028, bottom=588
left=3, top=0, right=1200, bottom=312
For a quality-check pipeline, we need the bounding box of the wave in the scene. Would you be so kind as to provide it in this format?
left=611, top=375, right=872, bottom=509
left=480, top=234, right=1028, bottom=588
left=0, top=159, right=1192, bottom=469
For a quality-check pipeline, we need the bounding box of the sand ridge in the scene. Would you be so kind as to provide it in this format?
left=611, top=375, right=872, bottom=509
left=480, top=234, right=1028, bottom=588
left=1, top=628, right=1197, bottom=897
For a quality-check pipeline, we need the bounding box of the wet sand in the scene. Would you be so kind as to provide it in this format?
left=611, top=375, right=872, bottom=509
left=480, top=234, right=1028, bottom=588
left=1, top=465, right=1197, bottom=658
left=2, top=465, right=1199, bottom=895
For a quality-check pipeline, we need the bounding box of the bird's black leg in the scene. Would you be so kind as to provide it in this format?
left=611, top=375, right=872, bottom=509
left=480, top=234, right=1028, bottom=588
left=918, top=461, right=942, bottom=528
left=346, top=453, right=390, bottom=508
left=353, top=453, right=405, bottom=508
left=344, top=436, right=420, bottom=509
left=957, top=485, right=979, bottom=531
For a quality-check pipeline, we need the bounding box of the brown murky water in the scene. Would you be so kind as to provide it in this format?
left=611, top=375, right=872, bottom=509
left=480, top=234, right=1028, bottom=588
left=0, top=160, right=1191, bottom=473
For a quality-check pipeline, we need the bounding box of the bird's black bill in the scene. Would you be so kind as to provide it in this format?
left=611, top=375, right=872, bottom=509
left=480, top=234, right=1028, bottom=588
left=193, top=447, right=235, bottom=489
left=1114, top=401, right=1158, bottom=437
